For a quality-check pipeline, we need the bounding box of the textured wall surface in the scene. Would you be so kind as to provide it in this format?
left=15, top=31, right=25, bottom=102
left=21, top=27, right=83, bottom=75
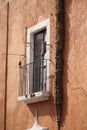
left=0, top=0, right=87, bottom=130
left=0, top=5, right=7, bottom=130
left=0, top=0, right=56, bottom=130
left=62, top=0, right=87, bottom=130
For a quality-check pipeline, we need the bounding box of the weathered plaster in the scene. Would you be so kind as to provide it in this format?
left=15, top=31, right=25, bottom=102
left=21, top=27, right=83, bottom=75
left=62, top=0, right=87, bottom=130
left=0, top=0, right=87, bottom=130
left=0, top=0, right=56, bottom=130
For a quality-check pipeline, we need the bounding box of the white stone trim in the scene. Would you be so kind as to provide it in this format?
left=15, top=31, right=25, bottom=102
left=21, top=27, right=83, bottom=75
left=18, top=91, right=50, bottom=104
left=18, top=19, right=50, bottom=104
left=26, top=18, right=50, bottom=93
left=26, top=110, right=48, bottom=130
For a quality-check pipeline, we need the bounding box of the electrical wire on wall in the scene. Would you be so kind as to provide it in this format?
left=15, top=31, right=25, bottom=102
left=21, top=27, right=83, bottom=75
left=4, top=2, right=9, bottom=130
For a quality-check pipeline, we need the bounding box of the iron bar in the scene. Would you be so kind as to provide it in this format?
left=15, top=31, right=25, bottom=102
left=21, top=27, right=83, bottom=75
left=19, top=59, right=48, bottom=96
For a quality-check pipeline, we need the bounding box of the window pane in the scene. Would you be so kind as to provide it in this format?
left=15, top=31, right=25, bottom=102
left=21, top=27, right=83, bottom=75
left=33, top=30, right=46, bottom=92
left=34, top=33, right=43, bottom=59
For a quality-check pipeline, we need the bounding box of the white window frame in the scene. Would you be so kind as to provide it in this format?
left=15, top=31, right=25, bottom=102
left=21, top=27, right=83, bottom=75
left=18, top=18, right=50, bottom=104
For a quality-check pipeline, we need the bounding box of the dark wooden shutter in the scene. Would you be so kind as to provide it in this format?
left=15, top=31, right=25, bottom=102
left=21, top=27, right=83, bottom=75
left=33, top=30, right=46, bottom=92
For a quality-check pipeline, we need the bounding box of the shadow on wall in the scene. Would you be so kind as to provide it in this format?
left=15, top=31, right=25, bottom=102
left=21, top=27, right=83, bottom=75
left=27, top=75, right=56, bottom=121
left=23, top=0, right=72, bottom=126
left=27, top=75, right=55, bottom=121
left=61, top=0, right=72, bottom=127
left=27, top=93, right=55, bottom=120
left=26, top=48, right=56, bottom=121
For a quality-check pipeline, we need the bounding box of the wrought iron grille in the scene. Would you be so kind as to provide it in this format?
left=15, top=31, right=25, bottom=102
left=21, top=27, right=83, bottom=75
left=19, top=59, right=47, bottom=96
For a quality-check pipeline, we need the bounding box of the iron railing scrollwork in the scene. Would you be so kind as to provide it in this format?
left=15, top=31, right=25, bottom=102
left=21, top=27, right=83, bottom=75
left=19, top=59, right=48, bottom=97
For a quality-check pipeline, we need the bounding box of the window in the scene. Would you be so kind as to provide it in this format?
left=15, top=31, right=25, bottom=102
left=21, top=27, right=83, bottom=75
left=33, top=29, right=46, bottom=93
left=18, top=19, right=50, bottom=104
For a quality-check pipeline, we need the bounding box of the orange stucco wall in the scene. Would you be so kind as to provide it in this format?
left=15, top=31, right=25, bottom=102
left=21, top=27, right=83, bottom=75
left=62, top=0, right=87, bottom=130
left=0, top=0, right=56, bottom=130
left=0, top=0, right=87, bottom=130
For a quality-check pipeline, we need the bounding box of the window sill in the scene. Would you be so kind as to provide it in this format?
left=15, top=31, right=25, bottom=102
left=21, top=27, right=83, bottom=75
left=18, top=91, right=50, bottom=104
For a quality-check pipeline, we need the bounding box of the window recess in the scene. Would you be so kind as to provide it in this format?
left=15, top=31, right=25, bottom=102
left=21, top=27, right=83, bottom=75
left=18, top=19, right=50, bottom=104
